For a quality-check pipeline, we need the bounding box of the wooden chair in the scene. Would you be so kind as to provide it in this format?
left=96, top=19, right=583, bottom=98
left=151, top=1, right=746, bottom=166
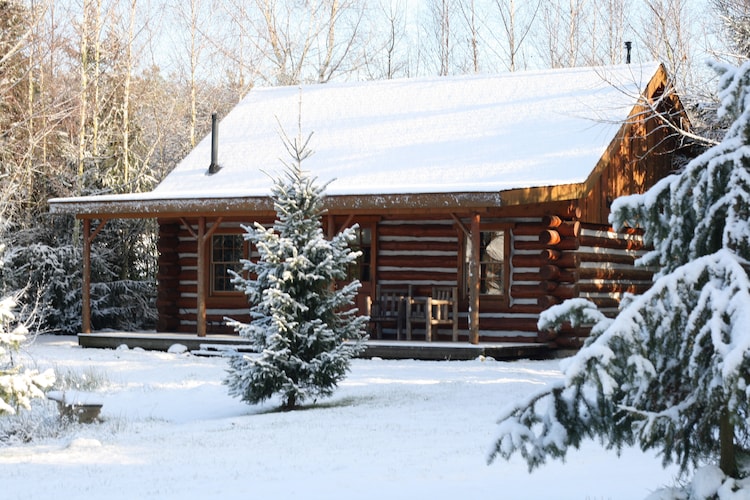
left=406, top=286, right=459, bottom=342
left=367, top=286, right=407, bottom=340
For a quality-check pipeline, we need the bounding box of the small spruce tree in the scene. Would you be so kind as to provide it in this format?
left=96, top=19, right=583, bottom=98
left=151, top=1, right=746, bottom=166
left=0, top=218, right=55, bottom=415
left=223, top=134, right=368, bottom=411
left=490, top=60, right=750, bottom=493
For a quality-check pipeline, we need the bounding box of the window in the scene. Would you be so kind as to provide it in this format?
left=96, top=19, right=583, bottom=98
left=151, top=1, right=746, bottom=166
left=464, top=229, right=508, bottom=296
left=211, top=234, right=245, bottom=293
left=347, top=227, right=372, bottom=282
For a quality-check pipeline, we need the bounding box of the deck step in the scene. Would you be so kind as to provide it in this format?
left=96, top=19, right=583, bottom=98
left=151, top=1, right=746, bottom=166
left=77, top=333, right=556, bottom=361
left=191, top=343, right=257, bottom=357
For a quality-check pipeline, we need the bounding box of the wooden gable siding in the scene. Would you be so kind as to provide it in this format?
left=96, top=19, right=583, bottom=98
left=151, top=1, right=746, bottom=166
left=580, top=79, right=684, bottom=225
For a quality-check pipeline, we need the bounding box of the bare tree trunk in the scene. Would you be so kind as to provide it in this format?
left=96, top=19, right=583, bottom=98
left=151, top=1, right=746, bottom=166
left=94, top=0, right=103, bottom=155
left=77, top=1, right=90, bottom=193
left=189, top=0, right=199, bottom=147
left=425, top=0, right=455, bottom=76
left=457, top=0, right=480, bottom=73
left=122, top=0, right=136, bottom=186
left=640, top=0, right=697, bottom=92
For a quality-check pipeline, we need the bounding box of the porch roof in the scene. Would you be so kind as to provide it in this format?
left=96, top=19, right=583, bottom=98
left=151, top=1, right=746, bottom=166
left=49, top=62, right=664, bottom=218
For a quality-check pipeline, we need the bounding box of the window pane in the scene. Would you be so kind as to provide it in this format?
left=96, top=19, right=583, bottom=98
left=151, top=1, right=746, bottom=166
left=480, top=231, right=505, bottom=295
left=212, top=234, right=244, bottom=292
left=465, top=230, right=506, bottom=296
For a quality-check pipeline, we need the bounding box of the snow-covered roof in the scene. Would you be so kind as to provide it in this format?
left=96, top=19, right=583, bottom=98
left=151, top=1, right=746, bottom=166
left=50, top=62, right=664, bottom=214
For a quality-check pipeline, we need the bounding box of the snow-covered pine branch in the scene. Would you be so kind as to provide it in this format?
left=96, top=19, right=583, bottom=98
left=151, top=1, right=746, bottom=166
left=223, top=132, right=367, bottom=411
left=492, top=60, right=750, bottom=495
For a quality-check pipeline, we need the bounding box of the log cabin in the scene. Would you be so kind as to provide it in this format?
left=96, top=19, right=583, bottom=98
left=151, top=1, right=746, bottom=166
left=49, top=62, right=690, bottom=348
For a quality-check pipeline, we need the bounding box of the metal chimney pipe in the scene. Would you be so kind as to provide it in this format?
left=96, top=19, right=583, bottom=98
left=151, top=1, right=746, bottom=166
left=625, top=41, right=632, bottom=64
left=208, top=112, right=221, bottom=174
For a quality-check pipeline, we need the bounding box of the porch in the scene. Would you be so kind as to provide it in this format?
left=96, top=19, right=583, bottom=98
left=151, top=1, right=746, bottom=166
left=76, top=332, right=558, bottom=361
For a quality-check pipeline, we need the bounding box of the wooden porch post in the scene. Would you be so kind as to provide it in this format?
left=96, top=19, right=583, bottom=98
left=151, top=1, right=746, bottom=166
left=81, top=217, right=108, bottom=334
left=469, top=213, right=481, bottom=344
left=82, top=218, right=92, bottom=334
left=196, top=217, right=207, bottom=337
left=191, top=216, right=223, bottom=338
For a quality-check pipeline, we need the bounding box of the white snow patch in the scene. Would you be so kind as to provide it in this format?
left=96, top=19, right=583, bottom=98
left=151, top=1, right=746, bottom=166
left=0, top=335, right=683, bottom=499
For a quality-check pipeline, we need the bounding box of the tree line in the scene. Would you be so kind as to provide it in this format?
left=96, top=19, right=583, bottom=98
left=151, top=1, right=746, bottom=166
left=0, top=0, right=747, bottom=334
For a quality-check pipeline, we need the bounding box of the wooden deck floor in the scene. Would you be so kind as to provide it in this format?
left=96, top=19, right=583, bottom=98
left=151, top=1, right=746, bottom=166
left=77, top=332, right=558, bottom=361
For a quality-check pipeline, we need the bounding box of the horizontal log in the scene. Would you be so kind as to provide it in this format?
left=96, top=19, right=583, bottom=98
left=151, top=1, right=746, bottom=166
left=156, top=318, right=180, bottom=332
left=511, top=284, right=578, bottom=300
left=175, top=296, right=248, bottom=309
left=537, top=328, right=559, bottom=342
left=475, top=316, right=539, bottom=332
left=540, top=248, right=561, bottom=262
left=542, top=215, right=563, bottom=228
left=580, top=223, right=643, bottom=236
left=376, top=271, right=458, bottom=282
left=504, top=303, right=546, bottom=314
left=157, top=237, right=180, bottom=250
left=177, top=241, right=198, bottom=254
left=512, top=254, right=544, bottom=268
left=155, top=297, right=177, bottom=308
left=537, top=295, right=560, bottom=309
left=585, top=296, right=621, bottom=309
left=578, top=267, right=653, bottom=281
left=516, top=237, right=580, bottom=251
left=179, top=270, right=198, bottom=282
left=377, top=255, right=457, bottom=268
left=378, top=224, right=458, bottom=239
left=539, top=265, right=577, bottom=282
left=576, top=251, right=638, bottom=265
left=579, top=234, right=646, bottom=251
left=157, top=280, right=180, bottom=294
left=550, top=335, right=586, bottom=349
left=378, top=240, right=457, bottom=252
left=539, top=225, right=581, bottom=246
left=156, top=291, right=179, bottom=303
left=540, top=250, right=580, bottom=268
left=578, top=281, right=651, bottom=294
left=513, top=272, right=542, bottom=282
left=547, top=284, right=578, bottom=299
left=539, top=229, right=561, bottom=245
left=157, top=264, right=181, bottom=278
left=179, top=311, right=251, bottom=323
left=159, top=222, right=181, bottom=232
left=540, top=280, right=559, bottom=292
left=511, top=284, right=546, bottom=299
left=514, top=222, right=553, bottom=237
left=557, top=221, right=581, bottom=237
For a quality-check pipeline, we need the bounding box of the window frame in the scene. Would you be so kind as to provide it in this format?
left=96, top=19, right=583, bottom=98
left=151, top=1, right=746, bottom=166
left=209, top=232, right=248, bottom=296
left=462, top=223, right=511, bottom=305
left=346, top=225, right=373, bottom=283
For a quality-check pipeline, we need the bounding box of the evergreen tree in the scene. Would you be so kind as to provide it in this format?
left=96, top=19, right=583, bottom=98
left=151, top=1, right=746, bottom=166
left=490, top=60, right=750, bottom=494
left=0, top=216, right=54, bottom=415
left=223, top=135, right=368, bottom=411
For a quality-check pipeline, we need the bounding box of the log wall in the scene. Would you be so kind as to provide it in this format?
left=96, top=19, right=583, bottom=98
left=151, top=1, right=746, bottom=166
left=376, top=218, right=459, bottom=288
left=156, top=215, right=654, bottom=345
left=158, top=219, right=252, bottom=335
left=536, top=222, right=653, bottom=348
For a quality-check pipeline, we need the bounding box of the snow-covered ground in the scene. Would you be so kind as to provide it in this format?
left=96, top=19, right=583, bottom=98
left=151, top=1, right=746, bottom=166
left=1, top=336, right=680, bottom=499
